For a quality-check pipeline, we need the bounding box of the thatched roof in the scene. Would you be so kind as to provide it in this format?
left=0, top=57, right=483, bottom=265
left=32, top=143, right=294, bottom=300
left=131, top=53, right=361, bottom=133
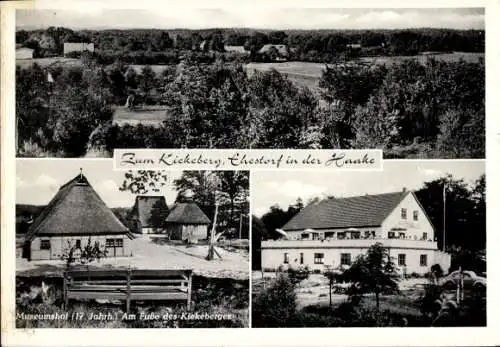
left=283, top=191, right=409, bottom=231
left=129, top=196, right=169, bottom=227
left=25, top=173, right=133, bottom=241
left=165, top=202, right=210, bottom=225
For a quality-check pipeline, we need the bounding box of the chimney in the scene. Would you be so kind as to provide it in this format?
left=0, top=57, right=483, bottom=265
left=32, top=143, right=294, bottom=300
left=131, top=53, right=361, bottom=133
left=402, top=187, right=407, bottom=193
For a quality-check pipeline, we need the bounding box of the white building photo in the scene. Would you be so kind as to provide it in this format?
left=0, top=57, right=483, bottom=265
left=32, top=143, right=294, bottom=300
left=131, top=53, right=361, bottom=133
left=261, top=189, right=450, bottom=275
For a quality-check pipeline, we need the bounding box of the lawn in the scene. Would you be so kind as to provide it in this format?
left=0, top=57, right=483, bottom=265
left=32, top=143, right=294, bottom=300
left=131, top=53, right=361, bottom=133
left=17, top=235, right=249, bottom=280
left=16, top=57, right=81, bottom=69
left=112, top=106, right=169, bottom=127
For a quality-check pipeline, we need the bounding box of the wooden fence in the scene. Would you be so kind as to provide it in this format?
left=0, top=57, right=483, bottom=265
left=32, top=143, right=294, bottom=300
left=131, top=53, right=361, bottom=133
left=63, top=269, right=193, bottom=313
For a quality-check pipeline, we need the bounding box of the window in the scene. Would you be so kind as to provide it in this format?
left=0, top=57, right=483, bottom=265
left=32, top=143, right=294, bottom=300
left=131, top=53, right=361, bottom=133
left=105, top=239, right=114, bottom=247
left=301, top=233, right=309, bottom=240
left=40, top=239, right=51, bottom=250
left=314, top=253, right=324, bottom=264
left=337, top=232, right=346, bottom=240
left=351, top=231, right=361, bottom=239
left=399, top=232, right=406, bottom=239
left=75, top=239, right=81, bottom=249
left=364, top=231, right=371, bottom=239
left=420, top=254, right=428, bottom=267
left=413, top=210, right=419, bottom=221
left=401, top=208, right=407, bottom=219
left=398, top=254, right=406, bottom=266
left=340, top=253, right=351, bottom=266
left=422, top=232, right=428, bottom=240
left=312, top=233, right=319, bottom=240
left=388, top=231, right=396, bottom=239
left=284, top=253, right=289, bottom=264
left=115, top=238, right=123, bottom=247
left=300, top=253, right=304, bottom=264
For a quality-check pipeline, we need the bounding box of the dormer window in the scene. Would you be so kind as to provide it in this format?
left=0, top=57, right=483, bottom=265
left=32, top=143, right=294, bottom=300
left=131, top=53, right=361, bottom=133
left=401, top=208, right=407, bottom=219
left=413, top=210, right=418, bottom=221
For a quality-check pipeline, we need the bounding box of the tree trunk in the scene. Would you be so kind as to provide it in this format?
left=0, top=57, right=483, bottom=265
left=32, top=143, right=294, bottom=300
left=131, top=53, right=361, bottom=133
left=329, top=282, right=333, bottom=310
left=375, top=291, right=380, bottom=313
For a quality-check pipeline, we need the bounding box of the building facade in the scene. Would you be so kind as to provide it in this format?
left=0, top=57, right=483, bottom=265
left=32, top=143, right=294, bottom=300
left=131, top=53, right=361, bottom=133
left=128, top=196, right=169, bottom=234
left=24, top=173, right=134, bottom=260
left=165, top=202, right=211, bottom=242
left=261, top=191, right=451, bottom=275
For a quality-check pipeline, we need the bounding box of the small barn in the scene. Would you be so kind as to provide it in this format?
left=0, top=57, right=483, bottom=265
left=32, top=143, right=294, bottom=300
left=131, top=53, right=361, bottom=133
left=128, top=196, right=169, bottom=234
left=24, top=172, right=134, bottom=260
left=166, top=202, right=211, bottom=242
left=224, top=45, right=250, bottom=55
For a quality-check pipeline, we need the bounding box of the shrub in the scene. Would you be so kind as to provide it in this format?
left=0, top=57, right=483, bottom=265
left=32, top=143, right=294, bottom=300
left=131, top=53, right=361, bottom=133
left=252, top=273, right=297, bottom=327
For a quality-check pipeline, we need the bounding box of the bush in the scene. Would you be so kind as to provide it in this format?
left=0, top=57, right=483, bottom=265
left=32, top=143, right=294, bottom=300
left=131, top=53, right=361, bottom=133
left=252, top=273, right=297, bottom=327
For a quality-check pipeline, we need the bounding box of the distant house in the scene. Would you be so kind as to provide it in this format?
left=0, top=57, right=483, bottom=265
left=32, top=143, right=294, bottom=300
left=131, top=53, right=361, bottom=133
left=346, top=43, right=362, bottom=49
left=128, top=196, right=169, bottom=234
left=224, top=45, right=250, bottom=55
left=257, top=44, right=289, bottom=61
left=16, top=47, right=34, bottom=60
left=24, top=172, right=134, bottom=260
left=261, top=190, right=451, bottom=275
left=166, top=200, right=211, bottom=242
left=63, top=42, right=95, bottom=56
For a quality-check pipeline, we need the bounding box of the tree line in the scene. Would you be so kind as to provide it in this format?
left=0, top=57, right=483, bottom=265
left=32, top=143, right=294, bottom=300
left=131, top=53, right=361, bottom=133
left=17, top=27, right=484, bottom=64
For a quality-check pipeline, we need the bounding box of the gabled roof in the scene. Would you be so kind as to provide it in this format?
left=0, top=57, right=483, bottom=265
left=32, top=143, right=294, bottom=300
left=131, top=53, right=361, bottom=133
left=165, top=202, right=210, bottom=225
left=25, top=174, right=133, bottom=241
left=129, top=196, right=169, bottom=227
left=282, top=191, right=410, bottom=231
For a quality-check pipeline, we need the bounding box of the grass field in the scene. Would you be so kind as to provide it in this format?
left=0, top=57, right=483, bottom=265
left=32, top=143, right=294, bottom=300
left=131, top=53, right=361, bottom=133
left=16, top=57, right=81, bottom=69
left=112, top=106, right=169, bottom=126
left=246, top=52, right=484, bottom=90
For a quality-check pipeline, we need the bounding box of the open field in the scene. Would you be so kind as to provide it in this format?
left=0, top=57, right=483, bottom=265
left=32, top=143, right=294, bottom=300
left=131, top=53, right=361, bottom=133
left=17, top=235, right=249, bottom=280
left=112, top=106, right=169, bottom=126
left=246, top=52, right=484, bottom=90
left=16, top=57, right=81, bottom=69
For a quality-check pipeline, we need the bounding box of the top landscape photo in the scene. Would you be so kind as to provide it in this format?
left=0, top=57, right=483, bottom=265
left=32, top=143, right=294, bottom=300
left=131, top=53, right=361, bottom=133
left=15, top=7, right=485, bottom=158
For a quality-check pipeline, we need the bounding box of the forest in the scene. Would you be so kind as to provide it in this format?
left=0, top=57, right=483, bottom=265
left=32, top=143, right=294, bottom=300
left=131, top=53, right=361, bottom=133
left=16, top=27, right=484, bottom=158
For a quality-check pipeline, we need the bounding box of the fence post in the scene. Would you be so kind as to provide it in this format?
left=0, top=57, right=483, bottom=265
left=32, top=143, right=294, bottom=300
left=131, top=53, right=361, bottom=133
left=126, top=269, right=131, bottom=314
left=187, top=271, right=192, bottom=311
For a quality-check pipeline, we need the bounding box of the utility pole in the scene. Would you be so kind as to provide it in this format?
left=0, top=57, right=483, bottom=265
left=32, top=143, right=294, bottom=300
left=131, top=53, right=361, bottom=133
left=443, top=182, right=446, bottom=252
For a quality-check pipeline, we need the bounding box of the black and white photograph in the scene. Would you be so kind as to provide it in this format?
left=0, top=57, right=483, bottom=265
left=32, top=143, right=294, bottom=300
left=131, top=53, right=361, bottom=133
left=251, top=161, right=486, bottom=327
left=15, top=160, right=250, bottom=328
left=15, top=7, right=484, bottom=158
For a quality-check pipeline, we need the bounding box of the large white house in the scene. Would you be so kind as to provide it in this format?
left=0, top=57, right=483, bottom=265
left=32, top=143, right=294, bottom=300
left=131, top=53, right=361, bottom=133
left=261, top=190, right=451, bottom=275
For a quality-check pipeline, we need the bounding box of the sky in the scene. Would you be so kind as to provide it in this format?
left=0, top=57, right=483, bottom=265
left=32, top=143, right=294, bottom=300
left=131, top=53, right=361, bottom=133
left=252, top=160, right=485, bottom=217
left=16, top=159, right=182, bottom=208
left=16, top=7, right=484, bottom=30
